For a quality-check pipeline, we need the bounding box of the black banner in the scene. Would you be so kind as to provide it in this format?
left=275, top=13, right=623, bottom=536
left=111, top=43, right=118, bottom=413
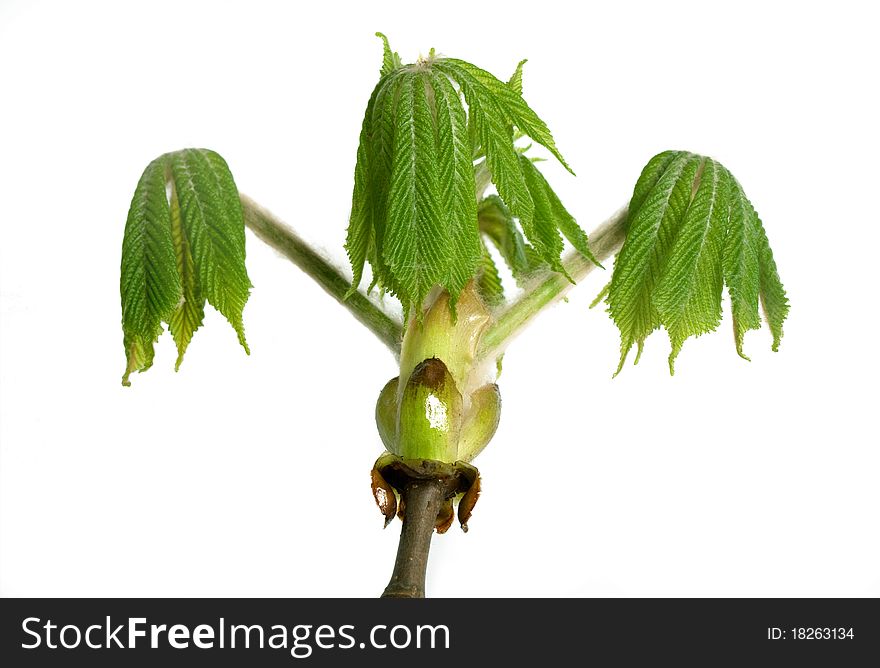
left=1, top=598, right=876, bottom=666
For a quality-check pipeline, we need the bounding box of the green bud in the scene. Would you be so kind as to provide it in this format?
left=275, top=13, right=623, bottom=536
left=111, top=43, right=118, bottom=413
left=398, top=282, right=492, bottom=400
left=457, top=383, right=501, bottom=463
left=374, top=283, right=504, bottom=465
left=375, top=377, right=400, bottom=455
left=397, top=358, right=462, bottom=462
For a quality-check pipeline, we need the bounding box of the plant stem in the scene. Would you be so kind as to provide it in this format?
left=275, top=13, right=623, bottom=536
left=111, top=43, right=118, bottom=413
left=478, top=205, right=629, bottom=359
left=240, top=194, right=403, bottom=355
left=241, top=194, right=628, bottom=360
left=381, top=479, right=446, bottom=598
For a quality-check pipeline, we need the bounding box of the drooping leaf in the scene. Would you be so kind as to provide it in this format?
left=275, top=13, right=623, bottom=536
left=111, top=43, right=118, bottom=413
left=345, top=82, right=379, bottom=295
left=431, top=69, right=481, bottom=303
left=435, top=58, right=573, bottom=174
left=347, top=37, right=580, bottom=317
left=477, top=195, right=533, bottom=277
left=120, top=148, right=251, bottom=384
left=366, top=70, right=407, bottom=298
left=384, top=72, right=449, bottom=314
left=434, top=60, right=534, bottom=237
left=627, top=150, right=683, bottom=224
left=476, top=241, right=505, bottom=307
left=755, top=217, right=789, bottom=351
left=167, top=183, right=205, bottom=370
left=169, top=149, right=252, bottom=352
left=120, top=157, right=181, bottom=385
left=723, top=169, right=789, bottom=356
left=517, top=155, right=565, bottom=275
left=518, top=155, right=601, bottom=271
left=605, top=150, right=789, bottom=374
left=653, top=158, right=728, bottom=372
left=607, top=151, right=699, bottom=373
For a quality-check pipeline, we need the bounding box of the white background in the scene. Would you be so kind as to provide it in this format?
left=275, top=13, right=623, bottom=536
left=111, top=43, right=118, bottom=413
left=1, top=0, right=878, bottom=597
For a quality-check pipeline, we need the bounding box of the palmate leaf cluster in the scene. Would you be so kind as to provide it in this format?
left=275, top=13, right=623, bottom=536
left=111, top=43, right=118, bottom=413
left=120, top=148, right=251, bottom=385
left=345, top=34, right=599, bottom=316
left=602, top=150, right=789, bottom=374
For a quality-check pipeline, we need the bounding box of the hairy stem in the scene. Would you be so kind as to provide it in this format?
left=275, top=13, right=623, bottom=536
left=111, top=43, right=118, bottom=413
left=478, top=205, right=628, bottom=358
left=241, top=193, right=628, bottom=360
left=240, top=194, right=403, bottom=354
left=381, top=480, right=446, bottom=598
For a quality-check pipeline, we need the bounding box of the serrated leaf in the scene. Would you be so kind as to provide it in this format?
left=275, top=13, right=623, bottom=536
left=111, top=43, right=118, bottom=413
left=436, top=58, right=573, bottom=174
left=169, top=149, right=251, bottom=352
left=608, top=151, right=701, bottom=373
left=755, top=219, right=789, bottom=351
left=517, top=154, right=565, bottom=274
left=653, top=158, right=728, bottom=372
left=120, top=156, right=181, bottom=386
left=430, top=69, right=481, bottom=303
left=376, top=32, right=402, bottom=76
left=606, top=150, right=789, bottom=374
left=366, top=70, right=407, bottom=298
left=518, top=155, right=601, bottom=270
left=383, top=72, right=449, bottom=314
left=723, top=170, right=789, bottom=357
left=348, top=43, right=579, bottom=317
left=476, top=240, right=505, bottom=307
left=628, top=150, right=682, bottom=225
left=167, top=183, right=205, bottom=370
left=477, top=195, right=534, bottom=278
left=508, top=59, right=526, bottom=95
left=120, top=149, right=251, bottom=384
left=434, top=60, right=535, bottom=237
left=345, top=81, right=380, bottom=295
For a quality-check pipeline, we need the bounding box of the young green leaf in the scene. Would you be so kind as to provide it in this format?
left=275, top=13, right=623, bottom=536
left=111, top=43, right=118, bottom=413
left=366, top=70, right=407, bottom=299
left=652, top=158, right=727, bottom=372
left=384, top=72, right=449, bottom=314
left=508, top=59, right=527, bottom=96
left=120, top=157, right=181, bottom=386
left=169, top=149, right=252, bottom=352
left=476, top=241, right=505, bottom=307
left=434, top=59, right=535, bottom=239
left=431, top=70, right=481, bottom=303
left=120, top=148, right=251, bottom=384
left=518, top=155, right=601, bottom=271
left=605, top=150, right=789, bottom=374
left=435, top=58, right=573, bottom=174
left=167, top=183, right=206, bottom=370
left=477, top=195, right=533, bottom=278
left=346, top=37, right=580, bottom=317
left=517, top=154, right=566, bottom=275
left=345, top=83, right=379, bottom=295
left=376, top=32, right=402, bottom=77
left=723, top=169, right=789, bottom=357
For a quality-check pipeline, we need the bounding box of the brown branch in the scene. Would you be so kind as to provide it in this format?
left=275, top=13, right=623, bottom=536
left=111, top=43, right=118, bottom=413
left=381, top=479, right=447, bottom=598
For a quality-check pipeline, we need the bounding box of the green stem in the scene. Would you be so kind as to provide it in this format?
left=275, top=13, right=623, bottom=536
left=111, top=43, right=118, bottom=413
left=478, top=205, right=629, bottom=359
left=240, top=194, right=403, bottom=355
left=241, top=193, right=627, bottom=361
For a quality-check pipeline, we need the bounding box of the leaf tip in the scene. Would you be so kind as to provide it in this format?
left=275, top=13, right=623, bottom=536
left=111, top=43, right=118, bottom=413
left=667, top=349, right=679, bottom=376
left=343, top=283, right=359, bottom=301
left=589, top=281, right=611, bottom=309
left=735, top=343, right=752, bottom=363
left=612, top=341, right=631, bottom=377
left=633, top=340, right=645, bottom=365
